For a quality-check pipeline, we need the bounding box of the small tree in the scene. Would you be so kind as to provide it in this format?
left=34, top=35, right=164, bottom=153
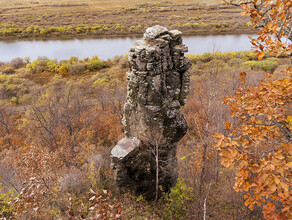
left=215, top=1, right=292, bottom=219
left=140, top=128, right=164, bottom=203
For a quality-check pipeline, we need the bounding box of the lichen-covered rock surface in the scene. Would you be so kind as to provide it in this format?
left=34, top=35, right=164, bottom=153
left=111, top=25, right=191, bottom=199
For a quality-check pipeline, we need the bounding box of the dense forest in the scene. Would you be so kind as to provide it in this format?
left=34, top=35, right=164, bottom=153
left=0, top=0, right=291, bottom=219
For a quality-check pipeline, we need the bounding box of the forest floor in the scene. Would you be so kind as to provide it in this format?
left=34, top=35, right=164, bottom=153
left=0, top=0, right=253, bottom=40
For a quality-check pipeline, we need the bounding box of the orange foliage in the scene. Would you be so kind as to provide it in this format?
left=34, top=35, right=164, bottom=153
left=215, top=68, right=292, bottom=219
left=240, top=0, right=292, bottom=57
left=216, top=1, right=291, bottom=219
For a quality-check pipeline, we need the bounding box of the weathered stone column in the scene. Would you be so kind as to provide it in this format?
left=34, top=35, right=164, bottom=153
left=111, top=25, right=191, bottom=199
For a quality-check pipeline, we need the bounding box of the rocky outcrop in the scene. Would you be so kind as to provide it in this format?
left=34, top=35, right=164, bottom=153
left=110, top=25, right=191, bottom=199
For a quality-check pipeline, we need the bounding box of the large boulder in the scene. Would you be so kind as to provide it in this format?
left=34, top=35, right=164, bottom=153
left=111, top=25, right=191, bottom=199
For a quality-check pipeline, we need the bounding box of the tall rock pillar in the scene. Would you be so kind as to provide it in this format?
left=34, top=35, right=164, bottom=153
left=111, top=25, right=191, bottom=199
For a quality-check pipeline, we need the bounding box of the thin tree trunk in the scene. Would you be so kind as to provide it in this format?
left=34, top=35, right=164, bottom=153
left=203, top=182, right=212, bottom=220
left=215, top=150, right=219, bottom=182
left=154, top=145, right=159, bottom=203
left=199, top=144, right=208, bottom=197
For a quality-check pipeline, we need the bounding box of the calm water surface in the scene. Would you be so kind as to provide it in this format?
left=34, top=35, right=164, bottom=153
left=0, top=34, right=256, bottom=62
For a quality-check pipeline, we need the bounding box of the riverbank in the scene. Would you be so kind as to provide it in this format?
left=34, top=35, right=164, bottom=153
left=0, top=34, right=258, bottom=62
left=0, top=29, right=256, bottom=41
left=0, top=2, right=252, bottom=40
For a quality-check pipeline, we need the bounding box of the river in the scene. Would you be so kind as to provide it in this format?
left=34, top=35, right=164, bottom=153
left=0, top=34, right=256, bottom=62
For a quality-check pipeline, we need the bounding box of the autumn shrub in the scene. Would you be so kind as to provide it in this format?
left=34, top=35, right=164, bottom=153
left=10, top=96, right=19, bottom=105
left=59, top=168, right=89, bottom=195
left=69, top=62, right=86, bottom=75
left=0, top=75, right=33, bottom=101
left=59, top=65, right=68, bottom=76
left=121, top=55, right=129, bottom=68
left=10, top=57, right=25, bottom=69
left=2, top=67, right=15, bottom=74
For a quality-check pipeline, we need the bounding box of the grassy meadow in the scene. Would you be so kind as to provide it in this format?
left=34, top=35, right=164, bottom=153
left=0, top=0, right=252, bottom=39
left=1, top=0, right=219, bottom=12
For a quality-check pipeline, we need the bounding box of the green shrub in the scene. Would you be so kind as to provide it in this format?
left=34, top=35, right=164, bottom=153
left=66, top=26, right=75, bottom=32
left=182, top=23, right=192, bottom=27
left=69, top=56, right=79, bottom=64
left=93, top=76, right=110, bottom=86
left=40, top=28, right=48, bottom=35
left=228, top=58, right=243, bottom=66
left=162, top=178, right=194, bottom=220
left=58, top=27, right=66, bottom=33
left=10, top=96, right=19, bottom=105
left=92, top=25, right=101, bottom=30
left=76, top=27, right=85, bottom=33
left=136, top=24, right=142, bottom=29
left=46, top=59, right=59, bottom=72
left=239, top=51, right=257, bottom=60
left=222, top=23, right=230, bottom=27
left=242, top=58, right=279, bottom=73
left=192, top=23, right=200, bottom=27
left=25, top=26, right=34, bottom=34
left=48, top=27, right=58, bottom=32
left=186, top=54, right=201, bottom=64
left=0, top=181, right=14, bottom=218
left=200, top=52, right=214, bottom=63
left=200, top=22, right=208, bottom=27
left=26, top=56, right=50, bottom=73
left=188, top=17, right=198, bottom=21
left=88, top=56, right=108, bottom=71
left=211, top=23, right=222, bottom=28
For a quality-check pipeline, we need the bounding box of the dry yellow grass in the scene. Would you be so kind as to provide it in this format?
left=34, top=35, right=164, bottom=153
left=0, top=0, right=218, bottom=14
left=0, top=0, right=250, bottom=40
